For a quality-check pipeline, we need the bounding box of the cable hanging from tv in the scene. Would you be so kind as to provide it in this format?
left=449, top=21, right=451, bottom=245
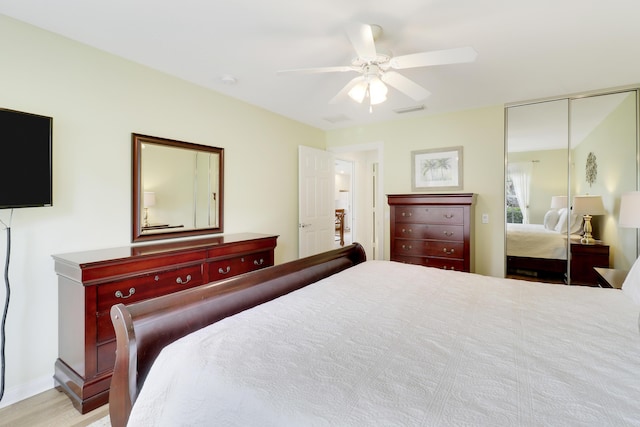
left=0, top=210, right=12, bottom=401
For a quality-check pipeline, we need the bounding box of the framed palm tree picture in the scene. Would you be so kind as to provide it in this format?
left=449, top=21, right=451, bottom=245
left=411, top=146, right=463, bottom=191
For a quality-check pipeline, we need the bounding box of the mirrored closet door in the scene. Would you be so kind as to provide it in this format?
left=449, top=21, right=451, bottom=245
left=505, top=89, right=638, bottom=285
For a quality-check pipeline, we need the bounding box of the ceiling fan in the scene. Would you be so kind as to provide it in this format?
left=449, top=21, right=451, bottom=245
left=277, top=23, right=478, bottom=111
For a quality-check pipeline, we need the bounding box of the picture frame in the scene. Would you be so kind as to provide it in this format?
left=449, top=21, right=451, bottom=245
left=411, top=146, right=463, bottom=191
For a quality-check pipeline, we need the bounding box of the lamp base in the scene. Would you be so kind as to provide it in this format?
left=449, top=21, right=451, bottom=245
left=580, top=235, right=597, bottom=245
left=580, top=214, right=596, bottom=245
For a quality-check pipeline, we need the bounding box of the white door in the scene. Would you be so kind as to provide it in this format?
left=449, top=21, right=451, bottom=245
left=299, top=145, right=335, bottom=258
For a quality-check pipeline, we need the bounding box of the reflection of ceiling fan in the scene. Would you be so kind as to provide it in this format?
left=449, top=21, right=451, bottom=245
left=278, top=23, right=477, bottom=111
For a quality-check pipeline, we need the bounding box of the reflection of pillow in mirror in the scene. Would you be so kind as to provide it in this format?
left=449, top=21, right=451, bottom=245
left=569, top=212, right=583, bottom=234
left=554, top=208, right=569, bottom=233
left=543, top=209, right=560, bottom=230
left=622, top=256, right=640, bottom=305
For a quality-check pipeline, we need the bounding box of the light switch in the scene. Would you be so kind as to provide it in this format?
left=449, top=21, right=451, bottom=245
left=482, top=213, right=489, bottom=224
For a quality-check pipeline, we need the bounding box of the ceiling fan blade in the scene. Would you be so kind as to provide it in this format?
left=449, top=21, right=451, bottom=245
left=381, top=71, right=431, bottom=101
left=329, top=76, right=365, bottom=104
left=277, top=65, right=355, bottom=75
left=345, top=22, right=377, bottom=61
left=390, top=46, right=478, bottom=69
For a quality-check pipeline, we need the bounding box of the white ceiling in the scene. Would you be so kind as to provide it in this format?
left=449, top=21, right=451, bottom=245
left=1, top=0, right=640, bottom=130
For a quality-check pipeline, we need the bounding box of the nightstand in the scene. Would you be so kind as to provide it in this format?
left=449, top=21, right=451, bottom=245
left=593, top=267, right=627, bottom=289
left=570, top=242, right=609, bottom=286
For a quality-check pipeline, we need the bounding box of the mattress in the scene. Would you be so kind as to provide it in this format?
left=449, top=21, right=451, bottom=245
left=506, top=223, right=575, bottom=259
left=128, top=260, right=640, bottom=426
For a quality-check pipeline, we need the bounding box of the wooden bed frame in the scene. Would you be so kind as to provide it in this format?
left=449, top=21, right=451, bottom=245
left=506, top=255, right=567, bottom=281
left=108, top=243, right=367, bottom=427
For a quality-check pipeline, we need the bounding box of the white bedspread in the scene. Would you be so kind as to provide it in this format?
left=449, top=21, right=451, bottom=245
left=128, top=261, right=640, bottom=426
left=506, top=223, right=573, bottom=259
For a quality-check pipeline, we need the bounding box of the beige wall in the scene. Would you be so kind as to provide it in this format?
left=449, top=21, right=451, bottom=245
left=325, top=106, right=506, bottom=278
left=0, top=15, right=324, bottom=405
left=0, top=14, right=509, bottom=406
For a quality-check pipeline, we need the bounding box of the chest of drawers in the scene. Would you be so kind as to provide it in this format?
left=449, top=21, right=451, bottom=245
left=52, top=233, right=277, bottom=413
left=388, top=194, right=476, bottom=272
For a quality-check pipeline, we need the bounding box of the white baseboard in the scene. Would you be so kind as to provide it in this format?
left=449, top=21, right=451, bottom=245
left=0, top=375, right=55, bottom=409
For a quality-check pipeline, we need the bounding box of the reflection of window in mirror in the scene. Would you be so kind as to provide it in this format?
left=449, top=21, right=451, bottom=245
left=505, top=176, right=522, bottom=224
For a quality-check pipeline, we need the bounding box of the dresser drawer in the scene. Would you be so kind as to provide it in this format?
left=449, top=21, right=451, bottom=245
left=394, top=240, right=464, bottom=259
left=395, top=223, right=464, bottom=241
left=208, top=250, right=272, bottom=281
left=97, top=264, right=203, bottom=311
left=392, top=255, right=465, bottom=271
left=395, top=206, right=464, bottom=224
left=96, top=264, right=203, bottom=343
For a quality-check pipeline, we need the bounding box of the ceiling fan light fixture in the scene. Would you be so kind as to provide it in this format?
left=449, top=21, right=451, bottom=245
left=348, top=77, right=388, bottom=105
left=348, top=82, right=367, bottom=103
left=368, top=78, right=388, bottom=105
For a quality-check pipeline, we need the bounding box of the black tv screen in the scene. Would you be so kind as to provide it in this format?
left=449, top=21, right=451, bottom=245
left=0, top=108, right=52, bottom=208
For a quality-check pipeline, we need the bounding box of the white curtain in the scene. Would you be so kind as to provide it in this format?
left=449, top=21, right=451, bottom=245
left=508, top=162, right=533, bottom=224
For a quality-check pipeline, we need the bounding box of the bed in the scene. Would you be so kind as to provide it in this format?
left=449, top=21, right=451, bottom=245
left=109, top=243, right=640, bottom=426
left=506, top=208, right=582, bottom=279
left=506, top=223, right=572, bottom=279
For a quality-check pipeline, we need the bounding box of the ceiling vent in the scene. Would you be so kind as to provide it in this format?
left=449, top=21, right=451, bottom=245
left=393, top=105, right=425, bottom=114
left=323, top=114, right=351, bottom=123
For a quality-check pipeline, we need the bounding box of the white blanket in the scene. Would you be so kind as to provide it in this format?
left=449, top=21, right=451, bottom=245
left=128, top=261, right=640, bottom=426
left=506, top=223, right=574, bottom=259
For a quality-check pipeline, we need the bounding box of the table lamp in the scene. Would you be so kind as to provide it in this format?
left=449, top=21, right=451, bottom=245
left=572, top=195, right=605, bottom=244
left=143, top=191, right=156, bottom=227
left=550, top=195, right=568, bottom=209
left=619, top=191, right=640, bottom=228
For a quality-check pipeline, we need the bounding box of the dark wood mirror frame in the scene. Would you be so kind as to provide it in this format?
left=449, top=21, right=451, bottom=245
left=132, top=133, right=224, bottom=242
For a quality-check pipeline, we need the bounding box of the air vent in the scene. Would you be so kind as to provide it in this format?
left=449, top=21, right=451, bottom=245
left=393, top=105, right=425, bottom=114
left=323, top=114, right=351, bottom=123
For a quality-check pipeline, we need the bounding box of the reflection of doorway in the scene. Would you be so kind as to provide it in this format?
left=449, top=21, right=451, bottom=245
left=334, top=159, right=353, bottom=248
left=329, top=142, right=383, bottom=260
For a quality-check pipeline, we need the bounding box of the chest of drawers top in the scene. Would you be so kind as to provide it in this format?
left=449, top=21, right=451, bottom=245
left=52, top=232, right=277, bottom=285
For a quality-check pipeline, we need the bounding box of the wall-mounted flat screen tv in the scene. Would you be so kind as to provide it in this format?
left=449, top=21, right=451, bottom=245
left=0, top=108, right=52, bottom=208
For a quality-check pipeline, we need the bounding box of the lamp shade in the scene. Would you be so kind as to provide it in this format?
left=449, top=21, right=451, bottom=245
left=572, top=195, right=605, bottom=216
left=550, top=195, right=567, bottom=209
left=348, top=77, right=388, bottom=105
left=619, top=191, right=640, bottom=228
left=143, top=191, right=156, bottom=208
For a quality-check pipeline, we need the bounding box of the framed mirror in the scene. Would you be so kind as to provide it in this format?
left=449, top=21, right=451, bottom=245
left=132, top=133, right=224, bottom=242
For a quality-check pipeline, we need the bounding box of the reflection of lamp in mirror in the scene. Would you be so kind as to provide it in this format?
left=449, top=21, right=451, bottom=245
left=143, top=191, right=156, bottom=228
left=572, top=195, right=605, bottom=245
left=619, top=191, right=640, bottom=256
left=619, top=191, right=640, bottom=228
left=550, top=195, right=567, bottom=209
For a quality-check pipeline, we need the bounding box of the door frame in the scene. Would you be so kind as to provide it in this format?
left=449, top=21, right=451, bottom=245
left=329, top=141, right=384, bottom=260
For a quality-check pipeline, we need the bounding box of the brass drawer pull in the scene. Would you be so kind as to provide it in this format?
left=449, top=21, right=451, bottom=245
left=401, top=228, right=413, bottom=234
left=443, top=231, right=454, bottom=237
left=401, top=244, right=413, bottom=250
left=401, top=212, right=412, bottom=217
left=218, top=266, right=231, bottom=274
left=444, top=213, right=454, bottom=219
left=176, top=274, right=192, bottom=285
left=115, top=288, right=135, bottom=299
left=443, top=248, right=455, bottom=255
left=254, top=258, right=264, bottom=266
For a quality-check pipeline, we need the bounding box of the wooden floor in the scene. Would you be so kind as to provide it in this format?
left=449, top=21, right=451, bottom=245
left=0, top=388, right=109, bottom=427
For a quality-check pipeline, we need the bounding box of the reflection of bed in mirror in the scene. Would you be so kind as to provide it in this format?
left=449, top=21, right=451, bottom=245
left=506, top=208, right=581, bottom=280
